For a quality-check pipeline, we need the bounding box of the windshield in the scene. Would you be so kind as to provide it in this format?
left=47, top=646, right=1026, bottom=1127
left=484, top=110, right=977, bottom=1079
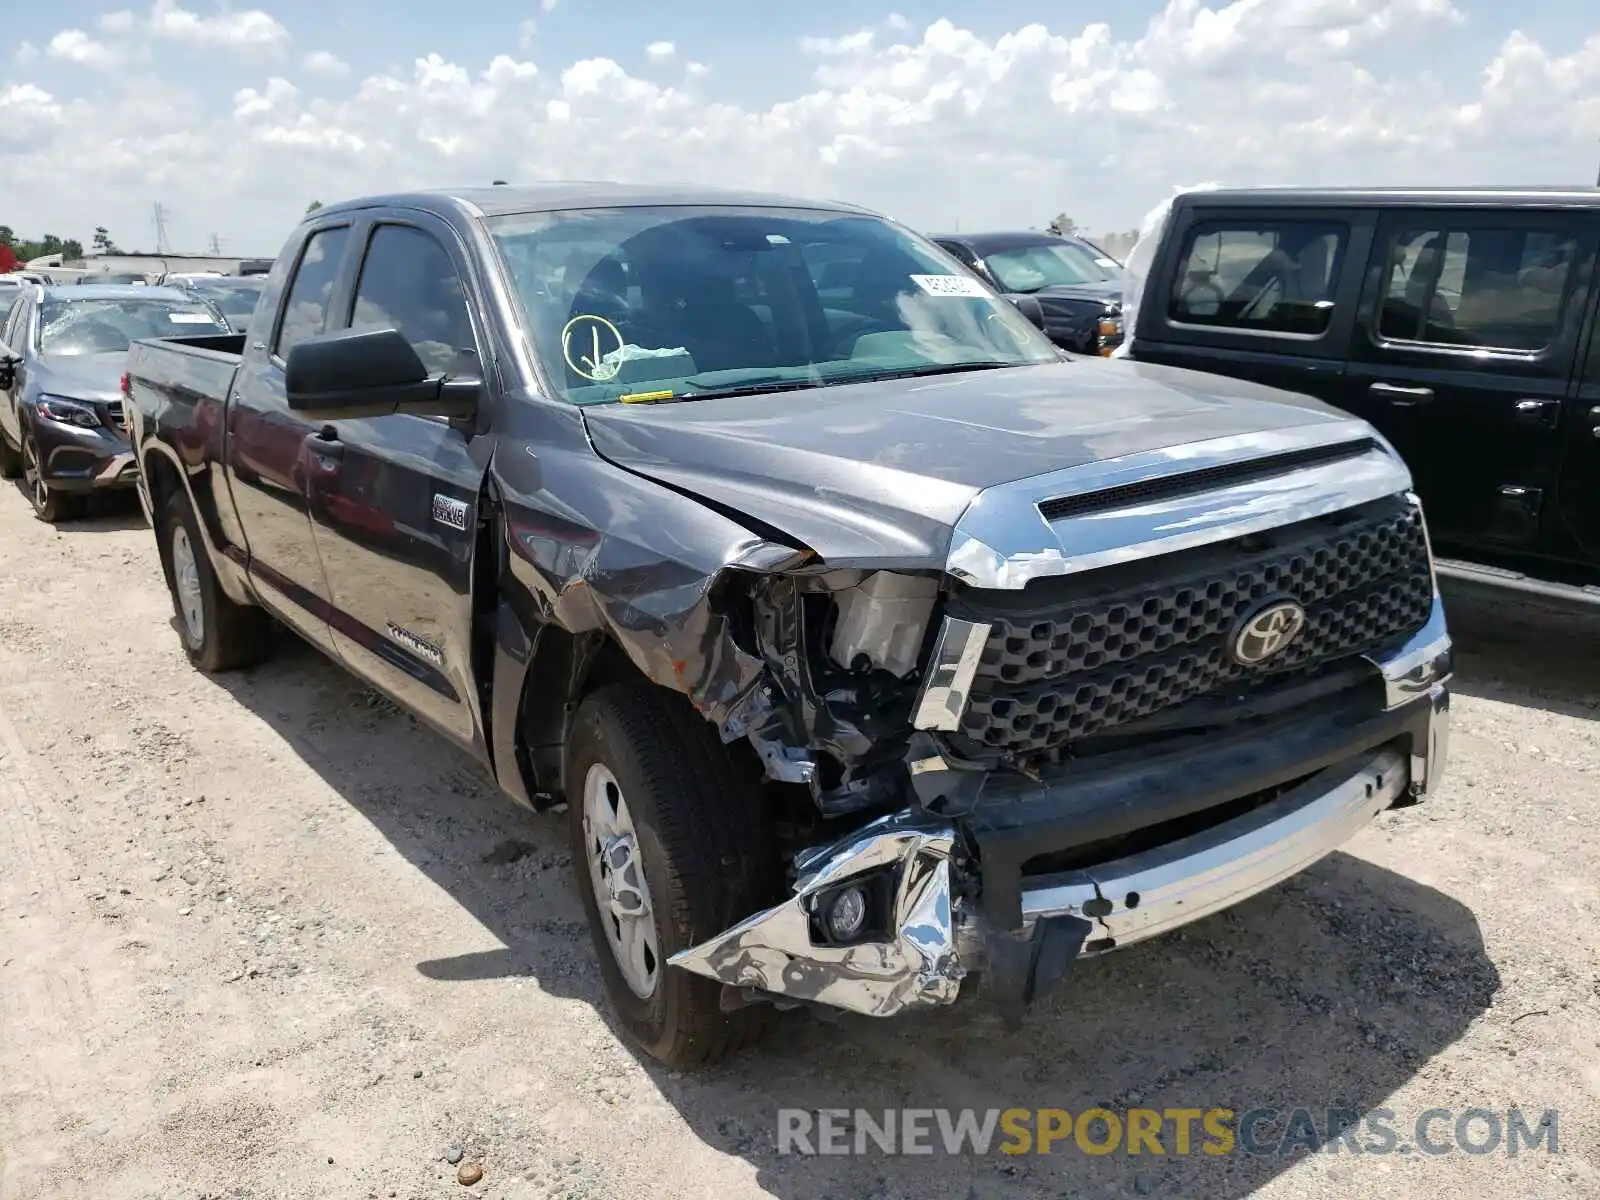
left=486, top=205, right=1060, bottom=405
left=38, top=297, right=228, bottom=355
left=184, top=279, right=264, bottom=321
left=983, top=241, right=1124, bottom=293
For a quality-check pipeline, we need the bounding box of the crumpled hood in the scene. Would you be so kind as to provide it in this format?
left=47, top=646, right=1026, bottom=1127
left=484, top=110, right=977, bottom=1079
left=32, top=352, right=126, bottom=402
left=581, top=359, right=1354, bottom=568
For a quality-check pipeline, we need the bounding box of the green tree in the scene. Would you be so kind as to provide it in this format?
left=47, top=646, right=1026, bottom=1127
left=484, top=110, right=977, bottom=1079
left=1047, top=213, right=1077, bottom=237
left=92, top=226, right=120, bottom=254
left=306, top=199, right=323, bottom=213
left=0, top=226, right=14, bottom=249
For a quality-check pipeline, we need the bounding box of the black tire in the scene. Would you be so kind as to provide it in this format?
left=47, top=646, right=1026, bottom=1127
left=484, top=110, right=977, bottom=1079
left=21, top=434, right=79, bottom=523
left=0, top=428, right=20, bottom=480
left=157, top=491, right=271, bottom=672
left=565, top=681, right=780, bottom=1068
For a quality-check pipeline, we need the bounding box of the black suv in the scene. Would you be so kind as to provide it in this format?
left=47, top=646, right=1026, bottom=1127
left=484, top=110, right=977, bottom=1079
left=1126, top=187, right=1600, bottom=607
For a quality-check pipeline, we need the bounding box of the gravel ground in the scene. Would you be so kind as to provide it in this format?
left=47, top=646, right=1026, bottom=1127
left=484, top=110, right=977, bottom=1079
left=0, top=491, right=1596, bottom=1200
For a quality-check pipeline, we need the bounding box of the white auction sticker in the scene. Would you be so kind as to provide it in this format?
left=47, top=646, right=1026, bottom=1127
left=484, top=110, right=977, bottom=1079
left=909, top=273, right=990, bottom=298
left=168, top=312, right=215, bottom=323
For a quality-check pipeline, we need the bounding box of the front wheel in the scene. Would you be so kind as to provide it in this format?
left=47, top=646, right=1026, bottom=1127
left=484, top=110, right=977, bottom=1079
left=565, top=681, right=779, bottom=1068
left=21, top=434, right=78, bottom=523
left=158, top=492, right=272, bottom=672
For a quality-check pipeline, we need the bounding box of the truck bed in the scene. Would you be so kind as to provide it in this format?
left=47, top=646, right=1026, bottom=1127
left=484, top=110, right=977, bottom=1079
left=125, top=332, right=248, bottom=503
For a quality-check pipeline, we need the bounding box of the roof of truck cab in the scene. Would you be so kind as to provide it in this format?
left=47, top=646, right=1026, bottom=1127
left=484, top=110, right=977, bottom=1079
left=1177, top=186, right=1600, bottom=208
left=928, top=230, right=1097, bottom=252
left=313, top=183, right=879, bottom=221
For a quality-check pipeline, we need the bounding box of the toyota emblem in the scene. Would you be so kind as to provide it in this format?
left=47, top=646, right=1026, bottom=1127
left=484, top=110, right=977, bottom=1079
left=1230, top=599, right=1307, bottom=666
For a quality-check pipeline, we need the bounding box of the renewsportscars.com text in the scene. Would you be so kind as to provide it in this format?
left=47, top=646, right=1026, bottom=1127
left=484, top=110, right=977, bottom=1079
left=777, top=1107, right=1559, bottom=1158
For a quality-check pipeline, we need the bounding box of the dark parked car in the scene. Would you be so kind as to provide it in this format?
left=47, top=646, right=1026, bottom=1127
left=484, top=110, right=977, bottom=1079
left=1124, top=186, right=1600, bottom=609
left=163, top=274, right=267, bottom=334
left=932, top=230, right=1126, bottom=354
left=123, top=183, right=1449, bottom=1066
left=0, top=284, right=229, bottom=520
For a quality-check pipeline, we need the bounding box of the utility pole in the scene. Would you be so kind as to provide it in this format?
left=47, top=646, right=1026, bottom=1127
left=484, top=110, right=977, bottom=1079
left=152, top=202, right=172, bottom=254
left=208, top=232, right=222, bottom=256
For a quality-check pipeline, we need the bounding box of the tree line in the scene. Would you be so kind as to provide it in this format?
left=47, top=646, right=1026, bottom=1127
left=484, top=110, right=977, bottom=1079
left=0, top=224, right=128, bottom=268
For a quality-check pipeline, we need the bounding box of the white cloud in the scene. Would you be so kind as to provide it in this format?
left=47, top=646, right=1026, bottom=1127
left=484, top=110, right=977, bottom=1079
left=646, top=41, right=676, bottom=62
left=96, top=0, right=289, bottom=57
left=5, top=3, right=1599, bottom=254
left=303, top=50, right=349, bottom=76
left=518, top=19, right=538, bottom=51
left=14, top=41, right=40, bottom=64
left=47, top=29, right=119, bottom=70
left=541, top=0, right=558, bottom=10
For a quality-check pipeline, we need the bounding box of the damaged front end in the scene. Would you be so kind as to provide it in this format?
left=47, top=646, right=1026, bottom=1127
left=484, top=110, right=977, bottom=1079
left=665, top=491, right=1455, bottom=1020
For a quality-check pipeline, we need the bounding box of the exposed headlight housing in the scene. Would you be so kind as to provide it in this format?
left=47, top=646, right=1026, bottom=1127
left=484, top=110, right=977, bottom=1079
left=35, top=395, right=101, bottom=429
left=1096, top=311, right=1125, bottom=356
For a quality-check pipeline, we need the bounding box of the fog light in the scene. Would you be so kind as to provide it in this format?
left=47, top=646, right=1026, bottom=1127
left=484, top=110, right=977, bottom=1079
left=825, top=884, right=868, bottom=941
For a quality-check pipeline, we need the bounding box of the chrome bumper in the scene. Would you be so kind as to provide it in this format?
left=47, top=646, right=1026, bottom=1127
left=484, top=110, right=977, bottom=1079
left=670, top=600, right=1453, bottom=1019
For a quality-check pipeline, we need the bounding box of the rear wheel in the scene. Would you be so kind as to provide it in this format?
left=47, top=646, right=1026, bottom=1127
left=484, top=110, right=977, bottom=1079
left=565, top=681, right=780, bottom=1068
left=21, top=434, right=77, bottom=523
left=0, top=428, right=20, bottom=480
left=158, top=492, right=271, bottom=671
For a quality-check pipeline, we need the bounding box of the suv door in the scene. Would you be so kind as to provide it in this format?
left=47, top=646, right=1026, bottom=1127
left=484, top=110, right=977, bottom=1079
left=0, top=293, right=34, bottom=448
left=303, top=213, right=492, bottom=755
left=1133, top=205, right=1372, bottom=407
left=1344, top=209, right=1598, bottom=554
left=226, top=220, right=355, bottom=648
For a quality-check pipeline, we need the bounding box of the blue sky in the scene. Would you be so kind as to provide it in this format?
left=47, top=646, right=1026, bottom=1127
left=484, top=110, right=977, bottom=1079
left=4, top=0, right=1599, bottom=254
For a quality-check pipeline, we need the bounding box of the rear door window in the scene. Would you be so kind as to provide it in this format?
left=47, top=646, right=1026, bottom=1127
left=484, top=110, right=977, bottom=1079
left=275, top=225, right=351, bottom=358
left=1376, top=223, right=1583, bottom=353
left=1168, top=220, right=1347, bottom=336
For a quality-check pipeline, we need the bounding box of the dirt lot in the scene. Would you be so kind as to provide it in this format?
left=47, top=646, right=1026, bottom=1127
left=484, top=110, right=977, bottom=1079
left=0, top=491, right=1596, bottom=1200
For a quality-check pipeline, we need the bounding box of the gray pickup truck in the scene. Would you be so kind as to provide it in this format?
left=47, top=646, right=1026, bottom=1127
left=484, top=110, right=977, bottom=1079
left=123, top=183, right=1453, bottom=1067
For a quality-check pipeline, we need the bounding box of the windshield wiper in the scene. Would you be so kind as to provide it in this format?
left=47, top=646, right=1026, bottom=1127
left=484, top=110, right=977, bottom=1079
left=840, top=361, right=1023, bottom=384
left=672, top=378, right=827, bottom=402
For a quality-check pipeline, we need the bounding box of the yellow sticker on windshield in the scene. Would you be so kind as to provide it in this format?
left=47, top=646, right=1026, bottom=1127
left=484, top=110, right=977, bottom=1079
left=561, top=313, right=626, bottom=381
left=619, top=389, right=675, bottom=404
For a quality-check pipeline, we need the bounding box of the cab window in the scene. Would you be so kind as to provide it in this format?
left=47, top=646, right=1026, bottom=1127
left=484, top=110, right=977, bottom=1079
left=1168, top=220, right=1346, bottom=336
left=1377, top=224, right=1585, bottom=353
left=348, top=224, right=475, bottom=374
left=275, top=225, right=351, bottom=358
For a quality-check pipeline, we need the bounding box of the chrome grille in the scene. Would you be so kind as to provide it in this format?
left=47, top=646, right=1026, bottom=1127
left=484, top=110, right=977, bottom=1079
left=950, top=495, right=1433, bottom=756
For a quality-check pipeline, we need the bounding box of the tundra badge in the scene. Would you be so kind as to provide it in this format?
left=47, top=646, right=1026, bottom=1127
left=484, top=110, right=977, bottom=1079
left=431, top=494, right=470, bottom=531
left=386, top=622, right=444, bottom=666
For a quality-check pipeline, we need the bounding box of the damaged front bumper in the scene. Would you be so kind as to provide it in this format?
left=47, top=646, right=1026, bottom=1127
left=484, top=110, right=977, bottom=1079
left=669, top=599, right=1453, bottom=1019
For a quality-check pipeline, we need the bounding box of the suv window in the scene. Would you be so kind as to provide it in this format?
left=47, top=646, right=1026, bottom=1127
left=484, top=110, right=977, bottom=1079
left=348, top=224, right=474, bottom=374
left=275, top=225, right=350, bottom=358
left=1168, top=220, right=1346, bottom=336
left=1377, top=224, right=1581, bottom=353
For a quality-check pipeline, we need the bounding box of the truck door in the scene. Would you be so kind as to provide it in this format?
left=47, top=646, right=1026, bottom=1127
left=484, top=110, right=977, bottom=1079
left=226, top=220, right=355, bottom=650
left=1558, top=288, right=1600, bottom=570
left=1343, top=208, right=1597, bottom=555
left=302, top=215, right=490, bottom=756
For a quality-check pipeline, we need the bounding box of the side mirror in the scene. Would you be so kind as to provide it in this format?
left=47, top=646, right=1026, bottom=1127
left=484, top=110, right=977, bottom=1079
left=1009, top=294, right=1047, bottom=331
left=284, top=327, right=477, bottom=421
left=0, top=351, right=19, bottom=390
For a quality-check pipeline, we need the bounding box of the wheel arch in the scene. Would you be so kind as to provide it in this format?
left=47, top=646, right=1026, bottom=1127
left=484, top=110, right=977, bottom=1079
left=139, top=441, right=255, bottom=607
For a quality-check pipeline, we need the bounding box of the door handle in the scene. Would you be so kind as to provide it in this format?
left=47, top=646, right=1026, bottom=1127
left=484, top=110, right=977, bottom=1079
left=1369, top=382, right=1435, bottom=406
left=1513, top=398, right=1561, bottom=432
left=304, top=425, right=344, bottom=462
